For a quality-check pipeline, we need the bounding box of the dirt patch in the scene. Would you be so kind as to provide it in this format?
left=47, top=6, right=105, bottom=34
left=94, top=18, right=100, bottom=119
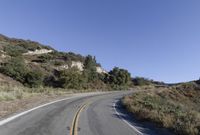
left=0, top=73, right=22, bottom=86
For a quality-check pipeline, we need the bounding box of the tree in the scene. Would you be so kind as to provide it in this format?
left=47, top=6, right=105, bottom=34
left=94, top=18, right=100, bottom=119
left=57, top=68, right=84, bottom=89
left=106, top=67, right=131, bottom=86
left=195, top=78, right=200, bottom=85
left=83, top=55, right=98, bottom=82
left=84, top=55, right=96, bottom=70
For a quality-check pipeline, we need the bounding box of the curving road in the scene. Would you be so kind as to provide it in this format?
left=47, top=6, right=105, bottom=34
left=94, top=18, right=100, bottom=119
left=0, top=91, right=173, bottom=135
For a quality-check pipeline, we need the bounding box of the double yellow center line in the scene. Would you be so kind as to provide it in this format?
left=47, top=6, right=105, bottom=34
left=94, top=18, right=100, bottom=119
left=70, top=101, right=91, bottom=135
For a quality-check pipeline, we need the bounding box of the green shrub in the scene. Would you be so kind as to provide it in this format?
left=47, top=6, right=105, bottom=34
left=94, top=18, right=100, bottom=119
left=3, top=45, right=27, bottom=56
left=58, top=69, right=84, bottom=89
left=122, top=90, right=200, bottom=135
left=53, top=60, right=65, bottom=66
left=83, top=55, right=100, bottom=82
left=0, top=57, right=44, bottom=88
left=24, top=71, right=43, bottom=88
left=132, top=77, right=152, bottom=86
left=64, top=52, right=85, bottom=62
left=37, top=53, right=54, bottom=63
left=43, top=75, right=57, bottom=87
left=84, top=55, right=97, bottom=70
left=18, top=42, right=41, bottom=51
left=0, top=57, right=28, bottom=82
left=106, top=67, right=131, bottom=86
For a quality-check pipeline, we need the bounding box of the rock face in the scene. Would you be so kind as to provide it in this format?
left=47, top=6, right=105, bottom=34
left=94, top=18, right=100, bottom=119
left=0, top=51, right=8, bottom=63
left=0, top=51, right=6, bottom=58
left=24, top=49, right=53, bottom=55
left=55, top=61, right=83, bottom=71
left=71, top=61, right=84, bottom=71
left=55, top=65, right=69, bottom=71
left=96, top=66, right=107, bottom=74
left=55, top=61, right=107, bottom=74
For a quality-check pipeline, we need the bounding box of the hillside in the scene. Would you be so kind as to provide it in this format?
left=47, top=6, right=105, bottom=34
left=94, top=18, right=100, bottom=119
left=0, top=73, right=22, bottom=86
left=0, top=34, right=131, bottom=90
left=122, top=81, right=200, bottom=135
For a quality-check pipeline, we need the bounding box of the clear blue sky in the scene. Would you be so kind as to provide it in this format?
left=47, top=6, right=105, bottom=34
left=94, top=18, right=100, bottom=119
left=0, top=0, right=200, bottom=83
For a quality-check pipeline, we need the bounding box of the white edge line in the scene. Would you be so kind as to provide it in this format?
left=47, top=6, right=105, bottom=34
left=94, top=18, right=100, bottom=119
left=113, top=101, right=143, bottom=135
left=0, top=93, right=97, bottom=126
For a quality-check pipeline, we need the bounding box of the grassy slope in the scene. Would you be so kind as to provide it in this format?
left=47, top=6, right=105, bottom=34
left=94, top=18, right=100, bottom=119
left=0, top=84, right=102, bottom=119
left=122, top=83, right=200, bottom=135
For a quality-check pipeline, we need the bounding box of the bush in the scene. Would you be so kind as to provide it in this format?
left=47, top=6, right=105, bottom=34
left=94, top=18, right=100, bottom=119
left=66, top=52, right=85, bottom=62
left=37, top=54, right=54, bottom=63
left=122, top=90, right=200, bottom=135
left=53, top=60, right=65, bottom=66
left=0, top=57, right=28, bottom=82
left=18, top=42, right=41, bottom=51
left=0, top=57, right=44, bottom=88
left=132, top=77, right=152, bottom=86
left=24, top=71, right=43, bottom=88
left=82, top=69, right=98, bottom=83
left=52, top=52, right=85, bottom=62
left=84, top=55, right=97, bottom=70
left=3, top=45, right=27, bottom=56
left=57, top=68, right=85, bottom=89
left=43, top=75, right=57, bottom=87
left=83, top=55, right=99, bottom=82
left=106, top=67, right=131, bottom=86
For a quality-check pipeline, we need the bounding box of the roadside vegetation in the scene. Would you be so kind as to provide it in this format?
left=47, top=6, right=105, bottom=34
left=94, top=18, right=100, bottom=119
left=122, top=82, right=200, bottom=135
left=0, top=54, right=132, bottom=90
left=0, top=34, right=135, bottom=120
left=0, top=84, right=80, bottom=119
left=0, top=85, right=72, bottom=102
left=4, top=34, right=200, bottom=135
left=0, top=34, right=132, bottom=91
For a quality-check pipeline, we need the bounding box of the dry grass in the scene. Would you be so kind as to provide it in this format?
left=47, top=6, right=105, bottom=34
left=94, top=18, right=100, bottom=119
left=122, top=83, right=200, bottom=135
left=0, top=84, right=108, bottom=119
left=0, top=85, right=78, bottom=119
left=0, top=85, right=74, bottom=102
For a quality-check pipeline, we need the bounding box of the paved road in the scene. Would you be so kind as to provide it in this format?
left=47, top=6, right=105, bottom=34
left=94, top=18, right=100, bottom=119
left=0, top=91, right=173, bottom=135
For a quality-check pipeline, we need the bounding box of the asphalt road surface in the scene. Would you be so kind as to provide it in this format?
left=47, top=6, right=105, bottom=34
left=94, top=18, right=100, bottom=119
left=0, top=91, right=173, bottom=135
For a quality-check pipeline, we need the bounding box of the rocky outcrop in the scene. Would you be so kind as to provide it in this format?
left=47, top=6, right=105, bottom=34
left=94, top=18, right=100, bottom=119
left=24, top=49, right=53, bottom=55
left=55, top=61, right=83, bottom=71
left=55, top=61, right=107, bottom=74
left=0, top=51, right=6, bottom=58
left=0, top=51, right=8, bottom=63
left=55, top=65, right=69, bottom=71
left=96, top=66, right=107, bottom=74
left=71, top=61, right=84, bottom=71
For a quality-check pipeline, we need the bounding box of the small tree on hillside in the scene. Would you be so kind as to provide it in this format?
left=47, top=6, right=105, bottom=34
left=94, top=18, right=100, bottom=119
left=57, top=68, right=84, bottom=89
left=83, top=55, right=98, bottom=82
left=132, top=77, right=151, bottom=86
left=106, top=67, right=131, bottom=86
left=84, top=55, right=96, bottom=70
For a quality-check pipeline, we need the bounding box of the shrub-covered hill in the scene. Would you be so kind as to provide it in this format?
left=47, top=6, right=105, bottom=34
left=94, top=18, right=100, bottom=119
left=122, top=81, right=200, bottom=135
left=0, top=34, right=132, bottom=90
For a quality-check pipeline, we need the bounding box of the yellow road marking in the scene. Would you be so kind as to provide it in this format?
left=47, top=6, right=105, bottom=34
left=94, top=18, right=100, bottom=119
left=70, top=101, right=91, bottom=135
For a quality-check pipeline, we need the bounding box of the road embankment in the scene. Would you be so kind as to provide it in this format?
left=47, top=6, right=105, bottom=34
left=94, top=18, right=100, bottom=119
left=122, top=87, right=200, bottom=135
